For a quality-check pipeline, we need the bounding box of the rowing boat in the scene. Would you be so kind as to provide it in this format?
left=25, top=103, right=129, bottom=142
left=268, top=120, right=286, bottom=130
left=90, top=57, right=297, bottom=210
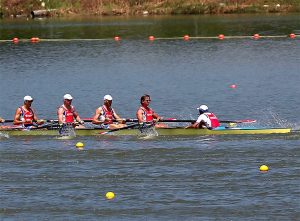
left=0, top=126, right=292, bottom=137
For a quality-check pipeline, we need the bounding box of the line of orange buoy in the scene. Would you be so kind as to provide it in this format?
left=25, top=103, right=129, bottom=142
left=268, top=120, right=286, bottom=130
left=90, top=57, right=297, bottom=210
left=0, top=34, right=298, bottom=43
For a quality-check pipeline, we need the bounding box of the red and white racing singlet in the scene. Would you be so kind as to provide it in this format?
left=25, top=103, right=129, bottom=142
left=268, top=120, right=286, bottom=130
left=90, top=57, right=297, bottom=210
left=61, top=105, right=75, bottom=123
left=20, top=106, right=34, bottom=126
left=140, top=107, right=154, bottom=122
left=205, top=113, right=220, bottom=128
left=101, top=105, right=115, bottom=124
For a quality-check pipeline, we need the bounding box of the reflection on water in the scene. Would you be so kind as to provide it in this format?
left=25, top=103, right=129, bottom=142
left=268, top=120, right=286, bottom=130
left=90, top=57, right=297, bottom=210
left=1, top=14, right=300, bottom=39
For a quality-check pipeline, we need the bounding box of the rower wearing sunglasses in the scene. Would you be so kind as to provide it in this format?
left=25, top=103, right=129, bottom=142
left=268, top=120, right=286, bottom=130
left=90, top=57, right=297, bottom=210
left=136, top=94, right=166, bottom=128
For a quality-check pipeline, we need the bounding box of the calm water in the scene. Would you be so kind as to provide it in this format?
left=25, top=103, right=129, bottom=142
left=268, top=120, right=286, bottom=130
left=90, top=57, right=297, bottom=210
left=1, top=14, right=300, bottom=220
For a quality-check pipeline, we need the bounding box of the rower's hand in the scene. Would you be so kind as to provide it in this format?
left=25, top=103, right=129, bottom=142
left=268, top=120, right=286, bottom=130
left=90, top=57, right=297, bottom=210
left=59, top=123, right=66, bottom=127
left=155, top=117, right=162, bottom=123
left=120, top=118, right=126, bottom=124
left=139, top=122, right=146, bottom=129
left=79, top=120, right=84, bottom=125
left=37, top=119, right=45, bottom=125
left=24, top=119, right=33, bottom=124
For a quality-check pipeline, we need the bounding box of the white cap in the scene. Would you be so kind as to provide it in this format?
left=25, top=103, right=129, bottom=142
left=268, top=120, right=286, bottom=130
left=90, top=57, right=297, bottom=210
left=24, top=95, right=33, bottom=101
left=103, top=95, right=113, bottom=101
left=197, top=104, right=208, bottom=111
left=63, top=94, right=73, bottom=100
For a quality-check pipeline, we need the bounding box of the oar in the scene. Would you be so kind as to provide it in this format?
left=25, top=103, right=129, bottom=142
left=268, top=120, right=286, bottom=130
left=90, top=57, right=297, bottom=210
left=1, top=122, right=60, bottom=131
left=30, top=122, right=60, bottom=130
left=0, top=119, right=57, bottom=123
left=0, top=119, right=14, bottom=123
left=123, top=118, right=256, bottom=123
left=220, top=119, right=256, bottom=123
left=99, top=123, right=140, bottom=135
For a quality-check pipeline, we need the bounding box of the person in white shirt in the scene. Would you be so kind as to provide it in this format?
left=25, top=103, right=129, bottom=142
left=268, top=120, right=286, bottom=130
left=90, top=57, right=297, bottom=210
left=187, top=105, right=220, bottom=129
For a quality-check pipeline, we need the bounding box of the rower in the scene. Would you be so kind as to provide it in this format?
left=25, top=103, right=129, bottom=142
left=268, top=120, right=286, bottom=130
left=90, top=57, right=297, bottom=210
left=136, top=94, right=166, bottom=128
left=57, top=94, right=84, bottom=128
left=13, top=95, right=45, bottom=128
left=92, top=94, right=126, bottom=129
left=186, top=104, right=220, bottom=129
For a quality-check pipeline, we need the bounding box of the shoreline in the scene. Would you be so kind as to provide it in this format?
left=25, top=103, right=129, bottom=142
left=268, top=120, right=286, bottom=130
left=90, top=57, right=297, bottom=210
left=1, top=1, right=300, bottom=19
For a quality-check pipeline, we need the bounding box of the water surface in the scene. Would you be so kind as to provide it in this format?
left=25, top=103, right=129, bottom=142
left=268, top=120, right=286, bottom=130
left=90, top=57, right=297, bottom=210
left=1, top=14, right=300, bottom=220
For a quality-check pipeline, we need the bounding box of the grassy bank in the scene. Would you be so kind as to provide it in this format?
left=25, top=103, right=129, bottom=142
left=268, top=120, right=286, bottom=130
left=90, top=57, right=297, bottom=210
left=1, top=0, right=300, bottom=18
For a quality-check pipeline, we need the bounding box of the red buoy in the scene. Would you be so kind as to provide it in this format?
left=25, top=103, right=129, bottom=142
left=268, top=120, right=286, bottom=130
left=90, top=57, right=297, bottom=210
left=12, top=37, right=19, bottom=43
left=230, top=84, right=237, bottom=89
left=218, top=34, right=225, bottom=40
left=253, top=34, right=260, bottom=40
left=183, top=35, right=190, bottom=41
left=30, top=37, right=40, bottom=43
left=149, top=36, right=155, bottom=41
left=289, top=33, right=296, bottom=39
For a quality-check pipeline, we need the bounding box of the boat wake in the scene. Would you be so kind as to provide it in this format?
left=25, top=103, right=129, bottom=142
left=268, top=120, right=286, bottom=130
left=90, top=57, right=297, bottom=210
left=256, top=110, right=294, bottom=128
left=0, top=132, right=9, bottom=139
left=138, top=127, right=158, bottom=140
left=57, top=124, right=77, bottom=139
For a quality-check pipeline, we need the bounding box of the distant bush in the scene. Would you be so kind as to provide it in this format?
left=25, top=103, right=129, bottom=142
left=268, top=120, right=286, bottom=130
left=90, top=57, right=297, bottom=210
left=1, top=0, right=299, bottom=17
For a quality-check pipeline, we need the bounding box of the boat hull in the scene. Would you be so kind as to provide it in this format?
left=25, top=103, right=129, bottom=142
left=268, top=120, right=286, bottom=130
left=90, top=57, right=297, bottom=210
left=0, top=127, right=292, bottom=136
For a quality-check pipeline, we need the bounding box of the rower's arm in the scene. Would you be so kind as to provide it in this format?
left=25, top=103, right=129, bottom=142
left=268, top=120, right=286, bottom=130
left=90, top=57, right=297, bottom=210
left=32, top=110, right=44, bottom=125
left=92, top=107, right=103, bottom=124
left=73, top=111, right=82, bottom=123
left=186, top=116, right=201, bottom=129
left=13, top=108, right=23, bottom=125
left=152, top=111, right=161, bottom=122
left=113, top=109, right=125, bottom=124
left=136, top=109, right=144, bottom=123
left=57, top=107, right=65, bottom=124
left=32, top=110, right=40, bottom=124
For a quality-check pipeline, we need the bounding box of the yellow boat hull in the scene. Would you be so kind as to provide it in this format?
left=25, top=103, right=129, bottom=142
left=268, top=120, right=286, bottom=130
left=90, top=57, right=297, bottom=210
left=0, top=127, right=292, bottom=136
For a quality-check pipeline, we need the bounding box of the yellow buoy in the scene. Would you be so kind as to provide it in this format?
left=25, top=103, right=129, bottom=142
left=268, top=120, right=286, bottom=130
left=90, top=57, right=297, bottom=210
left=75, top=142, right=84, bottom=148
left=228, top=123, right=237, bottom=128
left=106, top=191, right=115, bottom=200
left=260, top=165, right=269, bottom=172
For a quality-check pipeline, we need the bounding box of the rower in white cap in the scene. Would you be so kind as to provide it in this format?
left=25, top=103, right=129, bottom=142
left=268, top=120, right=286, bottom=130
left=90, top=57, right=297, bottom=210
left=57, top=94, right=84, bottom=127
left=92, top=94, right=126, bottom=129
left=186, top=104, right=220, bottom=129
left=13, top=95, right=45, bottom=128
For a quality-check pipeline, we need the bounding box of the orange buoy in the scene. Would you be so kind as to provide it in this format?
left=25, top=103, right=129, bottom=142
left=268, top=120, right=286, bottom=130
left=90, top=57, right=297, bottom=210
left=114, top=36, right=120, bottom=41
left=218, top=34, right=225, bottom=40
left=230, top=84, right=237, bottom=89
left=12, top=37, right=19, bottom=43
left=289, top=33, right=296, bottom=39
left=253, top=34, right=260, bottom=40
left=183, top=35, right=190, bottom=41
left=30, top=37, right=40, bottom=43
left=149, top=35, right=155, bottom=41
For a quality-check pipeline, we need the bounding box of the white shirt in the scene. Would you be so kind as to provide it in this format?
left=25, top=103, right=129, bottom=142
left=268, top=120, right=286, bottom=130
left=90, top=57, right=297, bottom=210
left=196, top=113, right=211, bottom=128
